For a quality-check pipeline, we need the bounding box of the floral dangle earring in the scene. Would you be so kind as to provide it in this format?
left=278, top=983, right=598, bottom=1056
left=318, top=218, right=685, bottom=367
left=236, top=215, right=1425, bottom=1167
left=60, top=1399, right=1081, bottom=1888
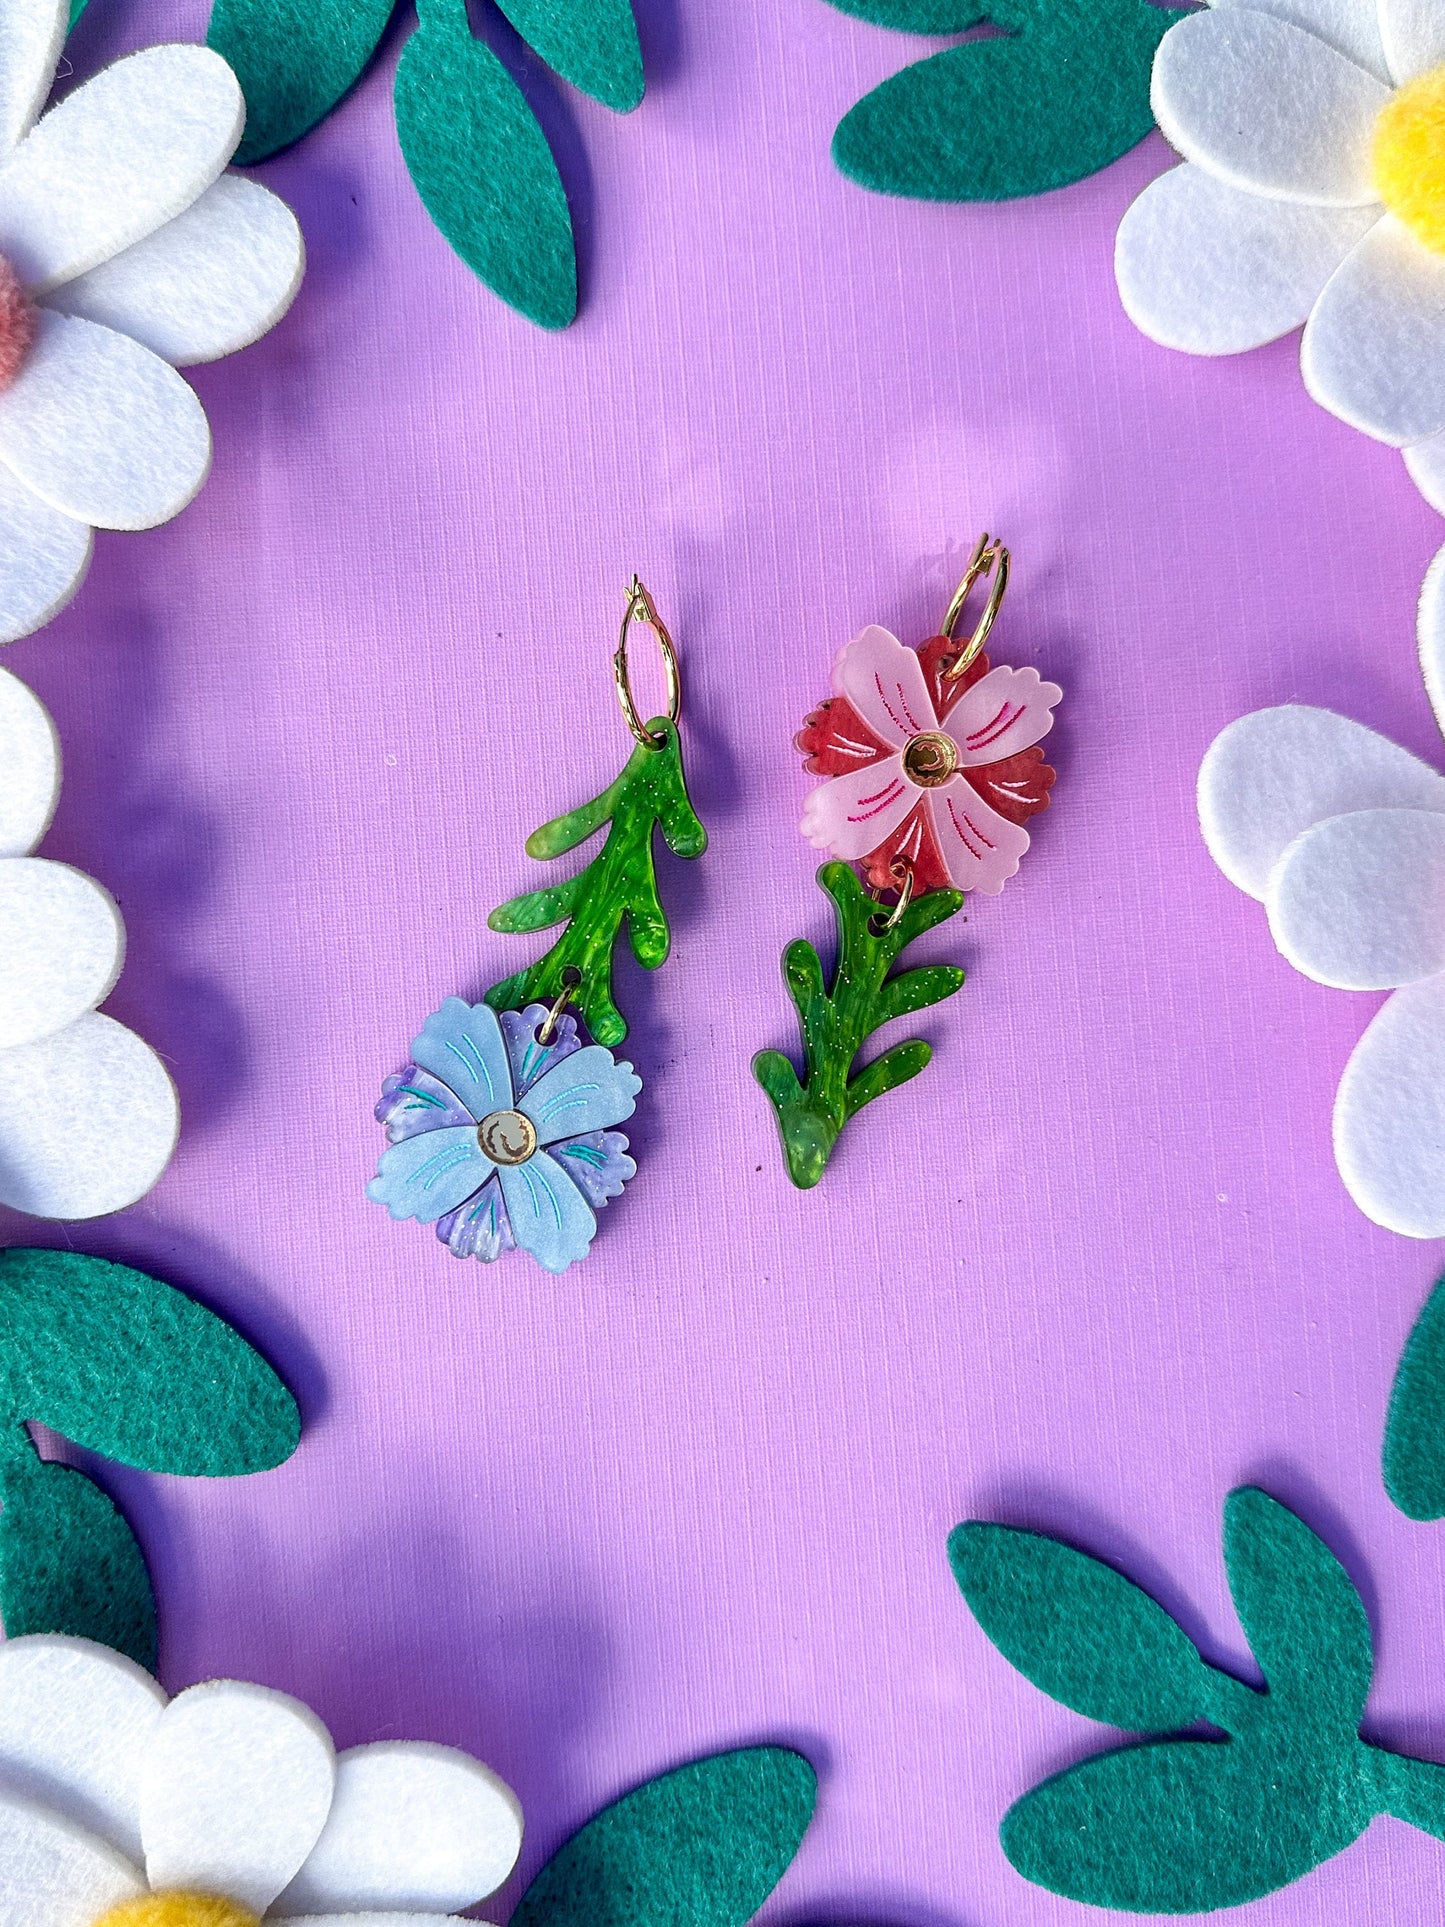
left=369, top=578, right=707, bottom=1273
left=754, top=537, right=1062, bottom=1187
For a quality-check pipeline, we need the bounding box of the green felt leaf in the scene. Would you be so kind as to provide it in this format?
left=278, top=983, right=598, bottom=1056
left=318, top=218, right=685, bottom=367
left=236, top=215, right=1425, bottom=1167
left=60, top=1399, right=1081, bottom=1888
left=832, top=0, right=1172, bottom=201
left=950, top=1521, right=1213, bottom=1732
left=1001, top=1734, right=1375, bottom=1912
left=487, top=719, right=707, bottom=1044
left=208, top=0, right=398, bottom=164
left=0, top=1249, right=299, bottom=1477
left=753, top=862, right=963, bottom=1188
left=822, top=0, right=986, bottom=25
left=512, top=1746, right=817, bottom=1927
left=1223, top=1487, right=1372, bottom=1733
left=395, top=0, right=577, bottom=329
left=69, top=0, right=88, bottom=23
left=495, top=0, right=643, bottom=111
left=1384, top=1273, right=1445, bottom=1520
left=0, top=1439, right=155, bottom=1670
left=959, top=1490, right=1431, bottom=1911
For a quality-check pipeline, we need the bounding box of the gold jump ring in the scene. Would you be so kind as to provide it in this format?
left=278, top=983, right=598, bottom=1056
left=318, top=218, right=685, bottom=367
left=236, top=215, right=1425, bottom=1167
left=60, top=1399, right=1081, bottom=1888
left=868, top=860, right=915, bottom=936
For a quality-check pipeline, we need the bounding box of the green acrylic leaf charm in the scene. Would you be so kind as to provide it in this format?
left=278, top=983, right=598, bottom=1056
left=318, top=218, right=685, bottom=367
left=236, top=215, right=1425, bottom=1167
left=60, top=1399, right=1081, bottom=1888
left=208, top=0, right=398, bottom=164
left=1384, top=1272, right=1445, bottom=1520
left=395, top=0, right=577, bottom=329
left=487, top=719, right=707, bottom=1046
left=0, top=1439, right=156, bottom=1670
left=512, top=1746, right=817, bottom=1927
left=495, top=0, right=644, bottom=112
left=831, top=0, right=1172, bottom=201
left=753, top=861, right=963, bottom=1189
left=953, top=1486, right=1445, bottom=1912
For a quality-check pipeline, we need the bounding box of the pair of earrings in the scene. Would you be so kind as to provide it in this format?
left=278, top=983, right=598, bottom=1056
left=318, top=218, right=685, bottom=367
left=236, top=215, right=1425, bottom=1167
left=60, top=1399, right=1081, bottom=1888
left=369, top=542, right=1061, bottom=1273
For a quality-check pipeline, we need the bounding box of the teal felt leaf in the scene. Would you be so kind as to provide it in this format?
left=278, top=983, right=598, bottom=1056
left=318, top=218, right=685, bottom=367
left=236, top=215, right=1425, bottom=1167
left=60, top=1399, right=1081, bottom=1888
left=821, top=0, right=985, bottom=26
left=208, top=0, right=398, bottom=165
left=494, top=0, right=644, bottom=111
left=0, top=1249, right=299, bottom=1477
left=0, top=1441, right=155, bottom=1670
left=832, top=0, right=1173, bottom=201
left=68, top=0, right=88, bottom=23
left=1001, top=1734, right=1374, bottom=1912
left=395, top=0, right=577, bottom=328
left=1222, top=1487, right=1372, bottom=1733
left=958, top=1492, right=1430, bottom=1910
left=511, top=1747, right=817, bottom=1927
left=1384, top=1273, right=1445, bottom=1520
left=950, top=1521, right=1214, bottom=1732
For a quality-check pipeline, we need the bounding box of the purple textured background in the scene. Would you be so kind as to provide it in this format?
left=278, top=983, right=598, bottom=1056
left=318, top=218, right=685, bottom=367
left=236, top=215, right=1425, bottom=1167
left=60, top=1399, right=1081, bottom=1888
left=9, top=1, right=1445, bottom=1921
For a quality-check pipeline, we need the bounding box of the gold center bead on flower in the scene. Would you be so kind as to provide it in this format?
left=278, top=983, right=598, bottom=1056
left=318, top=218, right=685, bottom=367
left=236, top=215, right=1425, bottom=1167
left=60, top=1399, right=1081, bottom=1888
left=902, top=730, right=959, bottom=788
left=477, top=1108, right=538, bottom=1165
left=1374, top=63, right=1445, bottom=254
left=92, top=1896, right=261, bottom=1927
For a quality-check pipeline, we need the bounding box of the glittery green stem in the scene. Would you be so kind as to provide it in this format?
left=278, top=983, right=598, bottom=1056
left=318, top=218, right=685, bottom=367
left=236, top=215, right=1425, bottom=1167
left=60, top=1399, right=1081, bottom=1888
left=753, top=861, right=964, bottom=1188
left=486, top=719, right=707, bottom=1046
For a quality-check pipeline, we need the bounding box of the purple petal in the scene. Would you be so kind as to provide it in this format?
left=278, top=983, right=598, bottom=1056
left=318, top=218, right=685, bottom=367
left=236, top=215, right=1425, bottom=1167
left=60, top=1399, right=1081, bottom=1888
left=436, top=1174, right=516, bottom=1262
left=548, top=1130, right=635, bottom=1207
left=499, top=1002, right=581, bottom=1098
left=376, top=1063, right=477, bottom=1141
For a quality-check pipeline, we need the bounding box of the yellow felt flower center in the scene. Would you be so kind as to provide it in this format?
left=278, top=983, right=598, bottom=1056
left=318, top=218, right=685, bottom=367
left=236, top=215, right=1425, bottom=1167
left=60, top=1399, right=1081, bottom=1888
left=92, top=1894, right=260, bottom=1927
left=1374, top=64, right=1445, bottom=253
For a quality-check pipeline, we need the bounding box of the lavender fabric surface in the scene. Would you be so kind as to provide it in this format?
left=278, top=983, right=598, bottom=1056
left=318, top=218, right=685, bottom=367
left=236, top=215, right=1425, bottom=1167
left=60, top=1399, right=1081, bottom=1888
left=10, top=2, right=1445, bottom=1922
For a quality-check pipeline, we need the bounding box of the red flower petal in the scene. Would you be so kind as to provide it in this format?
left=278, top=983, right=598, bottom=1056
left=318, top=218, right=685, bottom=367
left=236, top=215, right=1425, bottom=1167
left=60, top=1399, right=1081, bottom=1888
left=962, top=745, right=1056, bottom=825
left=796, top=696, right=891, bottom=775
left=861, top=803, right=953, bottom=895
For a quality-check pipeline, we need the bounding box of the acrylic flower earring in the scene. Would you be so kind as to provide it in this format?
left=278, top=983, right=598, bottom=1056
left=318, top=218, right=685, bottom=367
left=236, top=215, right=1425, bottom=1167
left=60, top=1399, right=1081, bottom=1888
left=369, top=578, right=706, bottom=1274
left=754, top=537, right=1062, bottom=1186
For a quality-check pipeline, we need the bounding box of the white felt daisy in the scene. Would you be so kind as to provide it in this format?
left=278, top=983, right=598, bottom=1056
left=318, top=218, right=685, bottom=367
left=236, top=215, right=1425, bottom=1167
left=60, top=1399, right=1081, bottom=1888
left=0, top=0, right=304, bottom=643
left=0, top=665, right=178, bottom=1218
left=1115, top=0, right=1445, bottom=504
left=0, top=1634, right=523, bottom=1927
left=1198, top=552, right=1445, bottom=1237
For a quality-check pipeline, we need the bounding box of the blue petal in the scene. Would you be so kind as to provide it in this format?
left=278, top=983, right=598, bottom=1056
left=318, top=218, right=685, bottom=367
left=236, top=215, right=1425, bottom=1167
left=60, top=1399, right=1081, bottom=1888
left=437, top=1173, right=516, bottom=1262
left=376, top=1064, right=476, bottom=1142
left=499, top=1003, right=581, bottom=1098
left=368, top=1124, right=491, bottom=1223
left=520, top=1046, right=641, bottom=1145
left=409, top=998, right=513, bottom=1120
left=550, top=1130, right=635, bottom=1207
left=497, top=1150, right=597, bottom=1273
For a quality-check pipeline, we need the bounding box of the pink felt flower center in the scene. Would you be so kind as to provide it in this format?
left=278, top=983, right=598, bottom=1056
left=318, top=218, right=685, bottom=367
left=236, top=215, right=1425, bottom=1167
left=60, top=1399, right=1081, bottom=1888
left=0, top=256, right=35, bottom=392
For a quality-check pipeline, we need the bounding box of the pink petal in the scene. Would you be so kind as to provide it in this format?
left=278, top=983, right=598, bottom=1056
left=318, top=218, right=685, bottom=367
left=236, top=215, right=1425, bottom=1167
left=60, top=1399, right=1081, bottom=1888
left=801, top=754, right=914, bottom=859
left=949, top=665, right=1062, bottom=766
left=927, top=783, right=1032, bottom=894
left=831, top=625, right=937, bottom=749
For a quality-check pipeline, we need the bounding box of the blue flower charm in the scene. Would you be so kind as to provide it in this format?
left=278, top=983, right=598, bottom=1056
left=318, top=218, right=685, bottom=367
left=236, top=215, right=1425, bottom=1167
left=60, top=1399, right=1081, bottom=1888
left=369, top=998, right=640, bottom=1274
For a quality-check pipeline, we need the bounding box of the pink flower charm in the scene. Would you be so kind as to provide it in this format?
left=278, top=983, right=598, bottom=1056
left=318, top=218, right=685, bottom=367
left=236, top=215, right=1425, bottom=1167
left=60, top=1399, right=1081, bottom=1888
left=798, top=625, right=1062, bottom=894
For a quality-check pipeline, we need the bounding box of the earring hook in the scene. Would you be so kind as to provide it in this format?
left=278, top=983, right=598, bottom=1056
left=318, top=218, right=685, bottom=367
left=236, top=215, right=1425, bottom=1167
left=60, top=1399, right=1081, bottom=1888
left=614, top=575, right=682, bottom=749
left=940, top=534, right=1010, bottom=682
